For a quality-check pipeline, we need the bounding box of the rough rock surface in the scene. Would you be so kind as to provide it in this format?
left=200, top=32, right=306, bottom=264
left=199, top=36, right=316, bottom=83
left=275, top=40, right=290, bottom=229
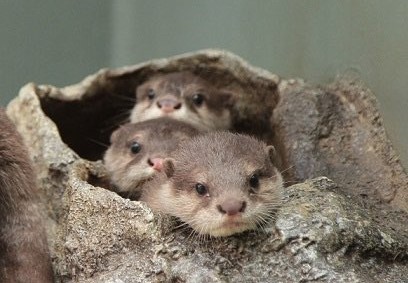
left=273, top=77, right=408, bottom=212
left=6, top=49, right=408, bottom=282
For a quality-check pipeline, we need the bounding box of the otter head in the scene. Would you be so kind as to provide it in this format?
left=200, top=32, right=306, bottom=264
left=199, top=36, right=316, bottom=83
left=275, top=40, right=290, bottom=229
left=143, top=132, right=282, bottom=237
left=103, top=118, right=200, bottom=199
left=130, top=72, right=235, bottom=131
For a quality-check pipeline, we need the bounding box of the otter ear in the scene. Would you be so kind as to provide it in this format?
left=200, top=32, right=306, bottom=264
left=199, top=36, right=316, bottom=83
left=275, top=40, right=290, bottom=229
left=266, top=145, right=278, bottom=165
left=163, top=158, right=175, bottom=178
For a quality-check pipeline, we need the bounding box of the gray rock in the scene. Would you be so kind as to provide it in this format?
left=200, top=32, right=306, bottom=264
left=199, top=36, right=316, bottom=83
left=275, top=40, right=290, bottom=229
left=273, top=77, right=408, bottom=212
left=6, top=49, right=408, bottom=282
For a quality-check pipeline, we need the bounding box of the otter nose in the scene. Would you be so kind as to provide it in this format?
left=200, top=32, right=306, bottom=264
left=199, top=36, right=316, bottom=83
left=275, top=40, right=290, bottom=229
left=157, top=98, right=182, bottom=113
left=217, top=200, right=246, bottom=216
left=147, top=157, right=164, bottom=172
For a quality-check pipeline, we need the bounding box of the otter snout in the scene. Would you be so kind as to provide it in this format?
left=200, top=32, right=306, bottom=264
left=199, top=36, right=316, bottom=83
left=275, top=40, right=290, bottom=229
left=147, top=157, right=164, bottom=172
left=217, top=200, right=247, bottom=216
left=156, top=97, right=182, bottom=113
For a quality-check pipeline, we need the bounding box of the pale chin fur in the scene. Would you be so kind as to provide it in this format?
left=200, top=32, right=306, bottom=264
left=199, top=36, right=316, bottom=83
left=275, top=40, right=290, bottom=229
left=113, top=164, right=155, bottom=193
left=197, top=219, right=256, bottom=237
left=130, top=104, right=231, bottom=131
left=143, top=182, right=176, bottom=213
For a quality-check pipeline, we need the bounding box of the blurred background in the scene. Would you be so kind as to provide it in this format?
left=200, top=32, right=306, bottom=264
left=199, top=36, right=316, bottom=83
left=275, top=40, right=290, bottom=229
left=1, top=0, right=407, bottom=165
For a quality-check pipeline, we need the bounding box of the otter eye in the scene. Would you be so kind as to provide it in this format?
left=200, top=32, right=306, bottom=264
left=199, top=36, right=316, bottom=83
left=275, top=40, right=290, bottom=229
left=147, top=89, right=155, bottom=100
left=130, top=142, right=141, bottom=154
left=192, top=93, right=205, bottom=106
left=195, top=183, right=208, bottom=196
left=249, top=174, right=259, bottom=189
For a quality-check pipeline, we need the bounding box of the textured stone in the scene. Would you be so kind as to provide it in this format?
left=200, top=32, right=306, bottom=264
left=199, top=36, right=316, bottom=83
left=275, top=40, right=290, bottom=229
left=6, top=49, right=408, bottom=282
left=273, top=77, right=408, bottom=212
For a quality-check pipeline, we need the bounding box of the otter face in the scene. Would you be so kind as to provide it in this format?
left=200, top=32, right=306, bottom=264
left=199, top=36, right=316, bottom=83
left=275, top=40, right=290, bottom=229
left=104, top=125, right=160, bottom=198
left=129, top=72, right=234, bottom=131
left=104, top=118, right=200, bottom=199
left=143, top=132, right=283, bottom=237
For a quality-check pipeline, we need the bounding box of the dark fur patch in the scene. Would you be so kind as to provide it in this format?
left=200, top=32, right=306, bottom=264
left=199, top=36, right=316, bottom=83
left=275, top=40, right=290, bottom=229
left=0, top=108, right=54, bottom=283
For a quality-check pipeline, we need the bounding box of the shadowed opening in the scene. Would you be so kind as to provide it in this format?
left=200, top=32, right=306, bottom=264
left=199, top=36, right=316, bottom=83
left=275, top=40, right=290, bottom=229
left=39, top=71, right=151, bottom=161
left=37, top=67, right=280, bottom=162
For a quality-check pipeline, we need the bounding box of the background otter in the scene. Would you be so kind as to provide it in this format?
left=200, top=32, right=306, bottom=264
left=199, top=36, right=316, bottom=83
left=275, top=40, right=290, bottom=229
left=0, top=108, right=54, bottom=283
left=104, top=117, right=202, bottom=200
left=141, top=131, right=283, bottom=237
left=130, top=71, right=235, bottom=131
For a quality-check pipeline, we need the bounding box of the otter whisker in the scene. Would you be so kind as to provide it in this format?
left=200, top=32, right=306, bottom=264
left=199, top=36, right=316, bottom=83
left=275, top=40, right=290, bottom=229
left=102, top=110, right=132, bottom=128
left=277, top=165, right=295, bottom=175
left=114, top=94, right=136, bottom=103
left=173, top=221, right=190, bottom=230
left=87, top=138, right=109, bottom=148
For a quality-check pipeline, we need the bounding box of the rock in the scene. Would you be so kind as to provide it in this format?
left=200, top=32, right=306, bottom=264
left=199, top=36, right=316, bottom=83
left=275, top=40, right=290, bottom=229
left=273, top=77, right=408, bottom=213
left=6, top=49, right=408, bottom=282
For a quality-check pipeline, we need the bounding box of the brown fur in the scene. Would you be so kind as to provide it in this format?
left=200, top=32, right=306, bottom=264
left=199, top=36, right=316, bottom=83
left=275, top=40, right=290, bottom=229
left=130, top=72, right=235, bottom=131
left=104, top=117, right=202, bottom=200
left=0, top=108, right=54, bottom=283
left=141, top=131, right=282, bottom=237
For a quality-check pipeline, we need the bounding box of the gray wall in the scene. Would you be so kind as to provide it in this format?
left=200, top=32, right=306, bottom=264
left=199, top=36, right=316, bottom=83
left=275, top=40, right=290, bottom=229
left=1, top=1, right=408, bottom=166
left=0, top=0, right=111, bottom=106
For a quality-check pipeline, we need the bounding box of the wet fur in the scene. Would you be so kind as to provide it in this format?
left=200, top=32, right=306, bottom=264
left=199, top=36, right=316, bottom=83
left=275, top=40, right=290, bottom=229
left=0, top=108, right=54, bottom=283
left=141, top=131, right=282, bottom=237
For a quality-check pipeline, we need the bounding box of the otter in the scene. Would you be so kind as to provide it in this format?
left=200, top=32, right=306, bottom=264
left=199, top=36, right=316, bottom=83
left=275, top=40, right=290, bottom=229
left=141, top=131, right=283, bottom=237
left=0, top=108, right=54, bottom=283
left=129, top=71, right=235, bottom=131
left=104, top=117, right=202, bottom=200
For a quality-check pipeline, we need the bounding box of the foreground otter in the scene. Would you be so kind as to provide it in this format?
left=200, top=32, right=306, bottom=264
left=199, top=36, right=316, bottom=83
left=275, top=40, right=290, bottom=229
left=130, top=72, right=235, bottom=131
left=141, top=131, right=283, bottom=237
left=104, top=118, right=201, bottom=200
left=0, top=108, right=54, bottom=283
